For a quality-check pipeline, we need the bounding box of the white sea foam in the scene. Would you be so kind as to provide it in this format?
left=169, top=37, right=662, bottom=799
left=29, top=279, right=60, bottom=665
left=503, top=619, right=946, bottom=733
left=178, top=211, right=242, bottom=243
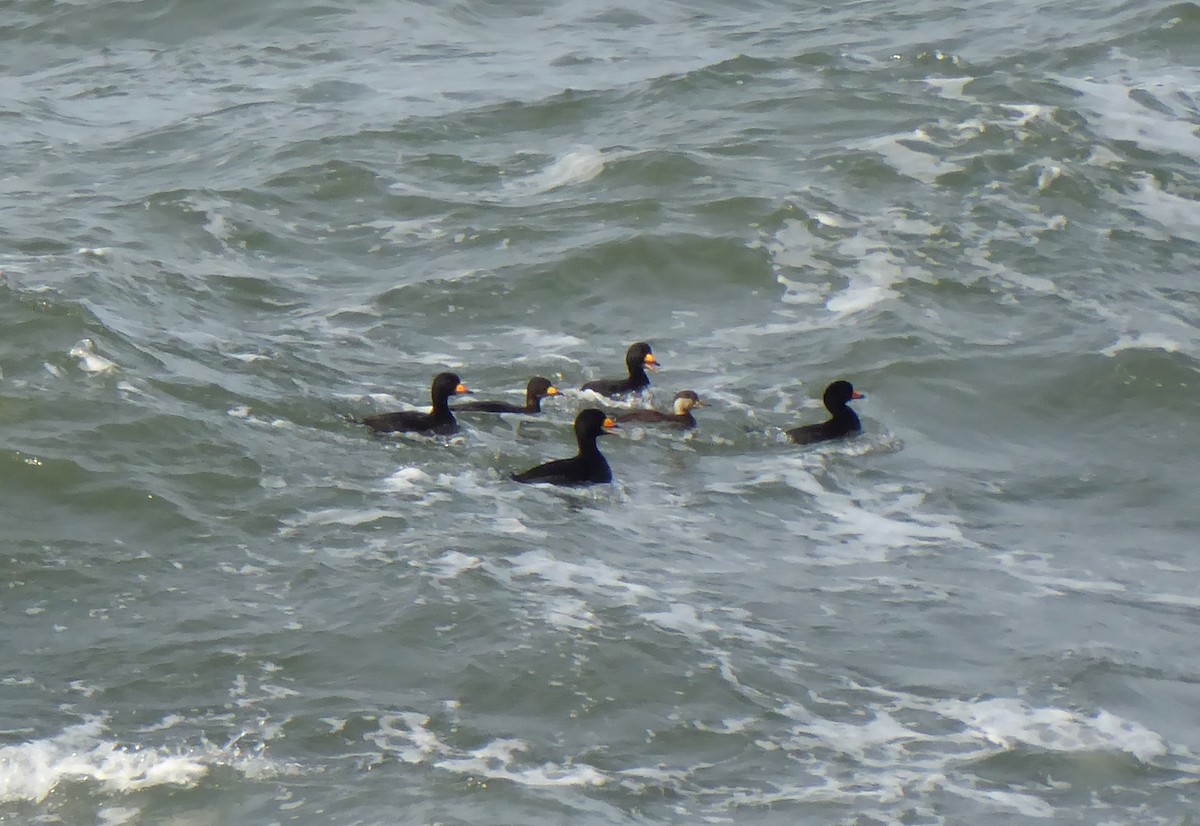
left=995, top=550, right=1127, bottom=597
left=383, top=466, right=432, bottom=493
left=825, top=247, right=903, bottom=316
left=854, top=129, right=951, bottom=184
left=543, top=595, right=596, bottom=630
left=424, top=550, right=482, bottom=579
left=812, top=211, right=848, bottom=228
left=941, top=780, right=1056, bottom=818
left=506, top=148, right=607, bottom=194
left=769, top=218, right=825, bottom=272
left=1063, top=75, right=1200, bottom=164
left=433, top=470, right=496, bottom=500
left=1142, top=591, right=1200, bottom=611
left=936, top=698, right=1168, bottom=763
left=359, top=217, right=448, bottom=242
left=361, top=392, right=403, bottom=407
left=279, top=507, right=407, bottom=533
left=716, top=457, right=963, bottom=563
left=97, top=807, right=140, bottom=826
left=1124, top=175, right=1200, bottom=244
left=922, top=76, right=973, bottom=100
left=367, top=714, right=606, bottom=787
left=503, top=549, right=656, bottom=604
left=758, top=686, right=1179, bottom=821
left=401, top=351, right=465, bottom=368
left=228, top=352, right=271, bottom=363
left=695, top=717, right=756, bottom=735
left=643, top=602, right=719, bottom=638
left=999, top=103, right=1053, bottom=127
left=765, top=212, right=930, bottom=316
left=0, top=717, right=279, bottom=804
left=1101, top=333, right=1182, bottom=357
left=1036, top=164, right=1062, bottom=192
left=799, top=709, right=927, bottom=760
left=491, top=515, right=547, bottom=538
left=434, top=739, right=606, bottom=787
left=503, top=326, right=587, bottom=351
left=369, top=713, right=442, bottom=764
left=183, top=196, right=237, bottom=244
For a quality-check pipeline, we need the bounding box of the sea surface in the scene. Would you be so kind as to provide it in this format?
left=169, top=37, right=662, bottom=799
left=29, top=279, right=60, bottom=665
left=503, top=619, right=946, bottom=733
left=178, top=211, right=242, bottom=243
left=3, top=0, right=1199, bottom=823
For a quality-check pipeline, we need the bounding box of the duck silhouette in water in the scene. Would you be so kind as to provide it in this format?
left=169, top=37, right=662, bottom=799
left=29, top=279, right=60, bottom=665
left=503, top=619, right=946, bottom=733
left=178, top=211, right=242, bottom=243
left=511, top=408, right=618, bottom=485
left=787, top=380, right=864, bottom=445
left=581, top=342, right=658, bottom=398
left=616, top=390, right=703, bottom=429
left=454, top=376, right=559, bottom=414
left=360, top=372, right=471, bottom=435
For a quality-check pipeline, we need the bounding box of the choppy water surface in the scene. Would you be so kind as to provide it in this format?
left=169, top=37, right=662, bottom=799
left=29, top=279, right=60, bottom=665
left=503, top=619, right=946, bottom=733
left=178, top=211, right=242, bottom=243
left=3, top=0, right=1199, bottom=823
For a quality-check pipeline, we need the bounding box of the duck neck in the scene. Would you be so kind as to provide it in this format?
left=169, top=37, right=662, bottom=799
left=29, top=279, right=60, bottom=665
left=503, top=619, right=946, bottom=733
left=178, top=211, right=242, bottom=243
left=576, top=432, right=603, bottom=456
left=431, top=392, right=453, bottom=417
left=626, top=364, right=649, bottom=388
left=526, top=392, right=541, bottom=413
left=829, top=404, right=859, bottom=428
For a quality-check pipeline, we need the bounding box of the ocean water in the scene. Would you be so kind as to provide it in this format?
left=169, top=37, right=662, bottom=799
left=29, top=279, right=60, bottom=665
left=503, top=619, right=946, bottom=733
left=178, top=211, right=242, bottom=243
left=2, top=0, right=1199, bottom=822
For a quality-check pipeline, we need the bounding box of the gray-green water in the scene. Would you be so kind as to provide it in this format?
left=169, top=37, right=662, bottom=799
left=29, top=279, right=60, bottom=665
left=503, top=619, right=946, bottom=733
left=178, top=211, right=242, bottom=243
left=3, top=0, right=1200, bottom=822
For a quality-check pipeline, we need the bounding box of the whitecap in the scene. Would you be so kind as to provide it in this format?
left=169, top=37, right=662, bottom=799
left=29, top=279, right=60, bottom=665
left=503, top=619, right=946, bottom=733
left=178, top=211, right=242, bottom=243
left=504, top=326, right=587, bottom=351
left=940, top=780, right=1056, bottom=818
left=643, top=602, right=719, bottom=638
left=1101, top=333, right=1182, bottom=357
left=279, top=507, right=407, bottom=533
left=543, top=595, right=596, bottom=630
left=1124, top=175, right=1200, bottom=244
left=995, top=550, right=1128, bottom=597
left=1036, top=164, right=1063, bottom=192
left=434, top=470, right=496, bottom=499
left=0, top=717, right=279, bottom=804
left=853, top=129, right=953, bottom=184
left=813, top=211, right=849, bottom=228
left=504, top=549, right=656, bottom=604
left=1063, top=76, right=1200, bottom=164
left=717, top=458, right=964, bottom=563
left=434, top=738, right=607, bottom=788
left=369, top=713, right=443, bottom=765
left=824, top=244, right=905, bottom=316
left=507, top=148, right=607, bottom=194
left=424, top=550, right=482, bottom=580
left=491, top=515, right=547, bottom=538
left=359, top=217, right=448, bottom=242
left=998, top=103, right=1053, bottom=127
left=187, top=196, right=236, bottom=244
left=792, top=709, right=926, bottom=760
left=936, top=697, right=1168, bottom=763
left=922, top=76, right=972, bottom=100
left=383, top=467, right=432, bottom=493
left=97, top=807, right=140, bottom=826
